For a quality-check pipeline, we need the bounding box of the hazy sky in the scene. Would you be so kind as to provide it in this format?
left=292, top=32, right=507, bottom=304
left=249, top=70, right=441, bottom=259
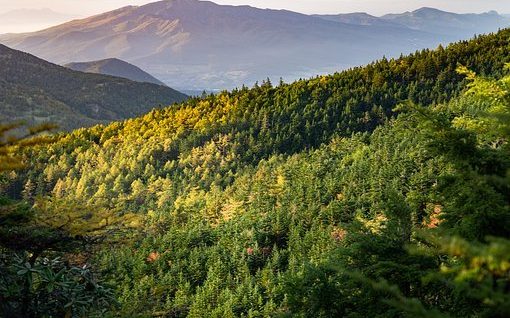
left=1, top=0, right=510, bottom=16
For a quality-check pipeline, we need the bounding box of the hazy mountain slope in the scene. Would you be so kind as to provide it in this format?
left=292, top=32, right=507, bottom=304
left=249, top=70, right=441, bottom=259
left=313, top=12, right=396, bottom=27
left=0, top=0, right=444, bottom=90
left=314, top=8, right=510, bottom=36
left=2, top=2, right=508, bottom=90
left=65, top=58, right=166, bottom=86
left=0, top=44, right=187, bottom=130
left=381, top=7, right=510, bottom=38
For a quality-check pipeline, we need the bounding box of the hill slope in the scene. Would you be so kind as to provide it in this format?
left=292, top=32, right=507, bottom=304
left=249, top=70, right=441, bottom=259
left=0, top=44, right=187, bottom=130
left=0, top=0, right=445, bottom=90
left=65, top=58, right=167, bottom=86
left=19, top=29, right=510, bottom=204
left=6, top=29, right=510, bottom=317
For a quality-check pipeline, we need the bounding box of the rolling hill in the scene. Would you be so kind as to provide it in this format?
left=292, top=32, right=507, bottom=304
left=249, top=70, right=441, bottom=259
left=65, top=58, right=167, bottom=86
left=0, top=44, right=187, bottom=131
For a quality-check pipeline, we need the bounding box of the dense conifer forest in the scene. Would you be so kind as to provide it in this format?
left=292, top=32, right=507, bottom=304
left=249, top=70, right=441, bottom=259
left=1, top=29, right=510, bottom=317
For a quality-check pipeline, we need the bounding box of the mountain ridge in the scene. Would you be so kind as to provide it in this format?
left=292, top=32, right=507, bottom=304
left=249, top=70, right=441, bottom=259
left=0, top=0, right=448, bottom=89
left=313, top=12, right=397, bottom=27
left=65, top=58, right=167, bottom=86
left=0, top=44, right=187, bottom=131
left=0, top=2, right=508, bottom=90
left=380, top=7, right=509, bottom=36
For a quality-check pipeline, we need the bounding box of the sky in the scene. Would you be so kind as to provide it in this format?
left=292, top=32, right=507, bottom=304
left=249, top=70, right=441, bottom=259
left=1, top=0, right=510, bottom=16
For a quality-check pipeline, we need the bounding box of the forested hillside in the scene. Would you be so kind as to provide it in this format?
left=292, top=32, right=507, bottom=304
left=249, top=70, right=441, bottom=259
left=0, top=44, right=187, bottom=131
left=1, top=30, right=509, bottom=317
left=14, top=30, right=510, bottom=206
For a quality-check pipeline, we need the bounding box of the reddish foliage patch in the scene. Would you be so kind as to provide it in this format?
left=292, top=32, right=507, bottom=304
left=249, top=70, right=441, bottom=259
left=146, top=251, right=160, bottom=263
left=331, top=227, right=347, bottom=242
left=426, top=205, right=443, bottom=229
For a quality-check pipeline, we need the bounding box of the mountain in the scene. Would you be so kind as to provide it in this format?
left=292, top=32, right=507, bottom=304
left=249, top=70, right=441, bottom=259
left=313, top=12, right=396, bottom=27
left=0, top=0, right=445, bottom=90
left=1, top=2, right=508, bottom=90
left=314, top=8, right=510, bottom=39
left=65, top=58, right=166, bottom=86
left=0, top=44, right=187, bottom=131
left=4, top=29, right=509, bottom=317
left=381, top=7, right=510, bottom=37
left=0, top=8, right=77, bottom=33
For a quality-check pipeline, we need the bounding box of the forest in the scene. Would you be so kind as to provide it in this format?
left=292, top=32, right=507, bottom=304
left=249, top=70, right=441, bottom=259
left=0, top=29, right=509, bottom=317
left=0, top=44, right=187, bottom=131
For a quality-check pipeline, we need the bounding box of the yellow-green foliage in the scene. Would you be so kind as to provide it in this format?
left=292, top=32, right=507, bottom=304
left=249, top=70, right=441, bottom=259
left=3, top=30, right=510, bottom=317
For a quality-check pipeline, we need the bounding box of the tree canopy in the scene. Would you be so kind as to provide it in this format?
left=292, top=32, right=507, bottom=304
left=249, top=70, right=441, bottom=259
left=1, top=29, right=510, bottom=317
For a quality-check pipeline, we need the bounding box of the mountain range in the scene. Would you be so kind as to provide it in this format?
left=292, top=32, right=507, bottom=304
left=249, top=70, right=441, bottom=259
left=379, top=7, right=508, bottom=37
left=65, top=58, right=167, bottom=86
left=313, top=12, right=396, bottom=27
left=3, top=0, right=509, bottom=90
left=0, top=1, right=509, bottom=90
left=315, top=8, right=508, bottom=36
left=0, top=44, right=187, bottom=131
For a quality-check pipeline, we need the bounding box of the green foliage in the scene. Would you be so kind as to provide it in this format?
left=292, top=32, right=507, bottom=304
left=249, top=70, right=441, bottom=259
left=2, top=30, right=510, bottom=317
left=0, top=253, right=115, bottom=318
left=14, top=29, right=510, bottom=221
left=0, top=124, right=117, bottom=317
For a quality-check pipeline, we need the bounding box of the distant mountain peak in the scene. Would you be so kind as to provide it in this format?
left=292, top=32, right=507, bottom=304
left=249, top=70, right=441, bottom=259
left=410, top=7, right=456, bottom=17
left=414, top=7, right=445, bottom=13
left=139, top=0, right=214, bottom=9
left=338, top=12, right=377, bottom=18
left=1, top=3, right=509, bottom=90
left=65, top=58, right=167, bottom=86
left=380, top=7, right=509, bottom=39
left=314, top=12, right=392, bottom=27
